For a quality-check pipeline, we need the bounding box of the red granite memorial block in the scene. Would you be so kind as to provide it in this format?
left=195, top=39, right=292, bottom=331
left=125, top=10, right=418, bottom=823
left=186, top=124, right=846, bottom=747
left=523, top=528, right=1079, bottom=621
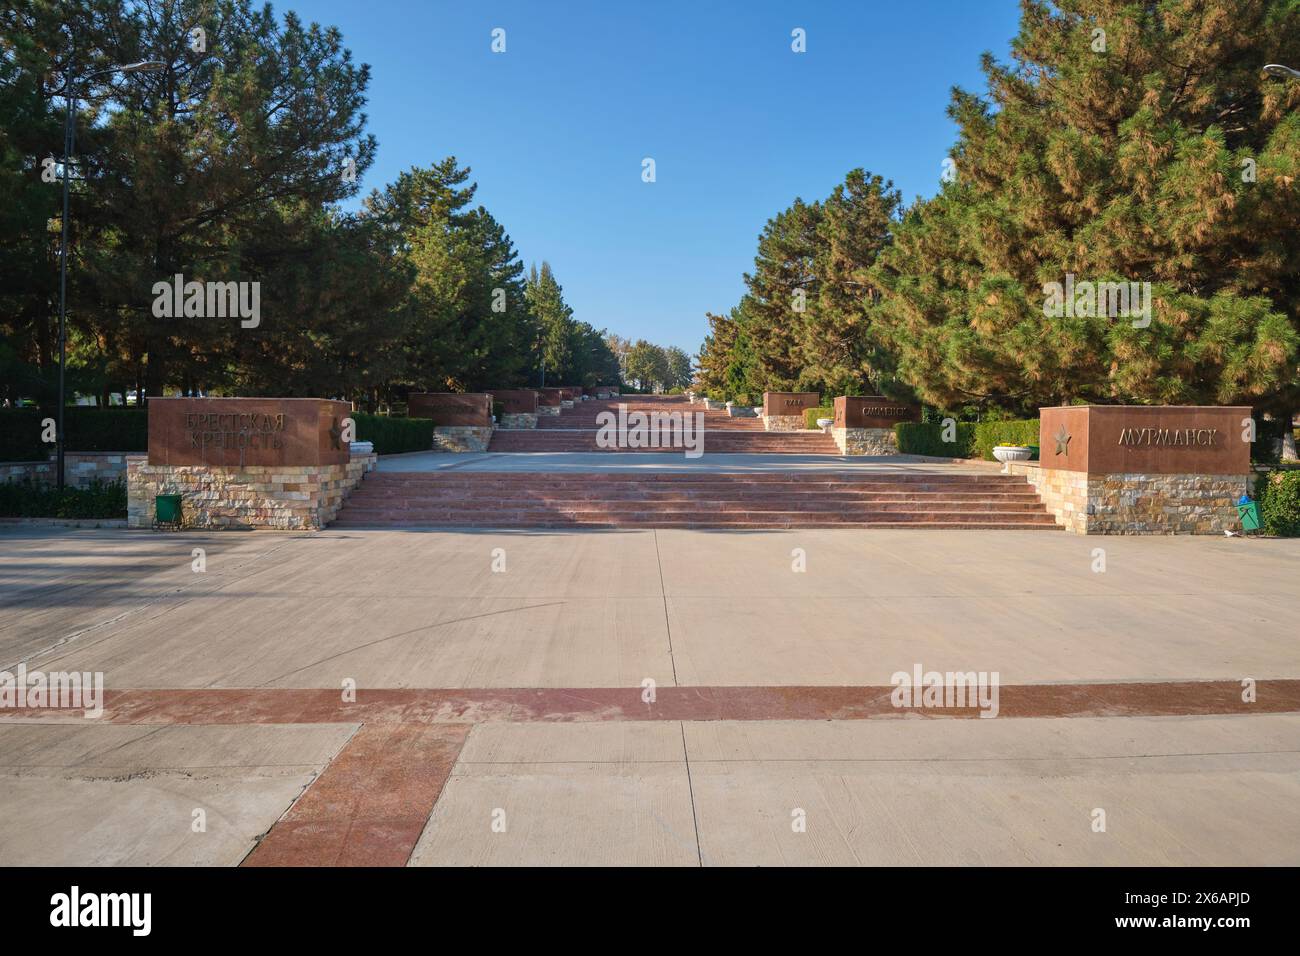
left=489, top=389, right=539, bottom=414
left=408, top=393, right=492, bottom=427
left=1038, top=405, right=1251, bottom=475
left=147, top=397, right=351, bottom=467
left=557, top=386, right=583, bottom=401
left=763, top=392, right=821, bottom=417
left=537, top=388, right=564, bottom=406
left=834, top=396, right=921, bottom=429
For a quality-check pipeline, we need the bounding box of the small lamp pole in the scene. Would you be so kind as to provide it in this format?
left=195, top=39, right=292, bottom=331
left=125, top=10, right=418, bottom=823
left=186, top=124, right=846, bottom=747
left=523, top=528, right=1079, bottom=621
left=55, top=60, right=164, bottom=490
left=1263, top=63, right=1300, bottom=79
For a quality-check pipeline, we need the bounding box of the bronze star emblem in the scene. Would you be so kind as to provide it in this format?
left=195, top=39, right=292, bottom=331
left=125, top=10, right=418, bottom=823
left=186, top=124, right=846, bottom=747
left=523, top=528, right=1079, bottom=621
left=328, top=417, right=343, bottom=450
left=1054, top=425, right=1071, bottom=456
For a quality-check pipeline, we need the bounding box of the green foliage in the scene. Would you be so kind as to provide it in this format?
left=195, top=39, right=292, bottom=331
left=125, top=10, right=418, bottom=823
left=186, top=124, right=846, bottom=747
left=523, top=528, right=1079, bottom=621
left=1256, top=470, right=1300, bottom=536
left=0, top=479, right=126, bottom=519
left=803, top=407, right=834, bottom=429
left=697, top=170, right=907, bottom=401
left=350, top=413, right=432, bottom=455
left=972, top=420, right=1040, bottom=461
left=870, top=0, right=1300, bottom=417
left=895, top=418, right=1038, bottom=460
left=0, top=4, right=611, bottom=407
left=894, top=421, right=977, bottom=458
left=1251, top=414, right=1291, bottom=464
left=0, top=408, right=46, bottom=460
left=0, top=408, right=147, bottom=460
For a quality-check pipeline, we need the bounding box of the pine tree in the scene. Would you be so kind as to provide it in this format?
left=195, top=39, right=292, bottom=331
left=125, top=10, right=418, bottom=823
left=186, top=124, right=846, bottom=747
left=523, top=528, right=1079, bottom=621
left=870, top=0, right=1300, bottom=419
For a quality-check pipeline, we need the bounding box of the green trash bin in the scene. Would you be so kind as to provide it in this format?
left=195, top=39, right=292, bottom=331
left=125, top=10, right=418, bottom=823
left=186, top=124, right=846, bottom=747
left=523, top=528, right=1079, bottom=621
left=1237, top=496, right=1260, bottom=532
left=155, top=494, right=183, bottom=528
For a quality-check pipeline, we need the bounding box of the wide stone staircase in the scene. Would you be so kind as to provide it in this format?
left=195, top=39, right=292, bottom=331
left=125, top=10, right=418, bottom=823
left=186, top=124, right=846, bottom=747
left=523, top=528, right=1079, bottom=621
left=488, top=394, right=840, bottom=453
left=332, top=472, right=1063, bottom=530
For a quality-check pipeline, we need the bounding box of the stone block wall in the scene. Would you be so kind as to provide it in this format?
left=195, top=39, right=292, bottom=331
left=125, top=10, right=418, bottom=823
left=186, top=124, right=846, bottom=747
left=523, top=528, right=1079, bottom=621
left=830, top=427, right=899, bottom=456
left=0, top=461, right=53, bottom=484
left=499, top=413, right=537, bottom=429
left=1008, top=463, right=1089, bottom=533
left=1008, top=462, right=1245, bottom=534
left=127, top=451, right=376, bottom=530
left=763, top=415, right=806, bottom=432
left=433, top=425, right=493, bottom=452
left=1087, top=473, right=1247, bottom=534
left=1, top=452, right=131, bottom=488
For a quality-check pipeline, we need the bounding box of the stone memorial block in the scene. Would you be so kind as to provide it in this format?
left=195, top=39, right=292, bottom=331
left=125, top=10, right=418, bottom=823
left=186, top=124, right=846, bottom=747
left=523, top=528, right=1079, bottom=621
left=489, top=389, right=539, bottom=415
left=148, top=397, right=351, bottom=467
left=763, top=392, right=821, bottom=417
left=834, top=396, right=921, bottom=429
left=537, top=388, right=564, bottom=406
left=1039, top=405, right=1250, bottom=476
left=408, top=393, right=492, bottom=427
left=1013, top=405, right=1253, bottom=535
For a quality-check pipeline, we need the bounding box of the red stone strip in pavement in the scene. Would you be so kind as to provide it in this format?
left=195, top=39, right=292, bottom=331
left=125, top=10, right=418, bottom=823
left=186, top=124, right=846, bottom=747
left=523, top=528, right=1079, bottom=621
left=242, top=722, right=469, bottom=867
left=5, top=679, right=1296, bottom=725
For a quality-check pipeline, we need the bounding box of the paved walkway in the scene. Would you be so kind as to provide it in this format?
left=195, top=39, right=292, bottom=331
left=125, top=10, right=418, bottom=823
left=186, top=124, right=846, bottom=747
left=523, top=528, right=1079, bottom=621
left=2, top=525, right=1297, bottom=865
left=377, top=451, right=993, bottom=474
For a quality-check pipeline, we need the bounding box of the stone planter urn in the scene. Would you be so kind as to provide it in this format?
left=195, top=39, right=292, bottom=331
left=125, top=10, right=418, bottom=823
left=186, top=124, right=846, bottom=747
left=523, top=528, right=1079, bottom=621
left=992, top=444, right=1032, bottom=473
left=753, top=407, right=763, bottom=417
left=816, top=417, right=834, bottom=432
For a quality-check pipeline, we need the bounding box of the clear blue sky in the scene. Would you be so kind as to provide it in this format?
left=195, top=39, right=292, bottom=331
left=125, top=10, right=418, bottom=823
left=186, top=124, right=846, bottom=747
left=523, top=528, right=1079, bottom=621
left=304, top=0, right=1023, bottom=354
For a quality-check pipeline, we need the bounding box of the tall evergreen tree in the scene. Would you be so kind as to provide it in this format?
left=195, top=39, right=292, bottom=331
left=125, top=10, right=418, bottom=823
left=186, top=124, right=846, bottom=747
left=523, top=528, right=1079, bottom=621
left=870, top=0, right=1300, bottom=418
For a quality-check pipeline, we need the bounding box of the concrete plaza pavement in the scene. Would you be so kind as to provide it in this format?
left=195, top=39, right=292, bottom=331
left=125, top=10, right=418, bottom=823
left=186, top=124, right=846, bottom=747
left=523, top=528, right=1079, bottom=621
left=4, top=526, right=1296, bottom=687
left=2, top=524, right=1298, bottom=865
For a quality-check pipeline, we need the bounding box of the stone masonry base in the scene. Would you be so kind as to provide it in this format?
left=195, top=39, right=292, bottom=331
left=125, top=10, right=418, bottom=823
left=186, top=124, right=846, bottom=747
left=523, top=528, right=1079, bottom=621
left=127, top=452, right=376, bottom=530
left=499, top=413, right=537, bottom=429
left=1, top=451, right=131, bottom=488
left=830, top=427, right=899, bottom=456
left=1008, top=462, right=1247, bottom=534
left=433, top=426, right=493, bottom=452
left=763, top=415, right=806, bottom=432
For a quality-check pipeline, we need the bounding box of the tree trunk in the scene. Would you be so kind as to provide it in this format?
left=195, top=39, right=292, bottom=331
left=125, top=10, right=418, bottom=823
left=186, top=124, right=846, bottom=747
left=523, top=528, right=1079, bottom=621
left=1282, top=408, right=1298, bottom=462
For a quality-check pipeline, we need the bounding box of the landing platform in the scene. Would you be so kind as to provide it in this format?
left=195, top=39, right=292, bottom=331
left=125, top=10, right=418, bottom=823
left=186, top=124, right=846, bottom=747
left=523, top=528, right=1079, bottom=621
left=376, top=451, right=998, bottom=475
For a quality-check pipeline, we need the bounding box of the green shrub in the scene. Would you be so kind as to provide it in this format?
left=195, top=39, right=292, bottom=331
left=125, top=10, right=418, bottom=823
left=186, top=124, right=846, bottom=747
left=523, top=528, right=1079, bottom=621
left=1256, top=469, right=1300, bottom=536
left=0, top=409, right=46, bottom=461
left=972, top=419, right=1040, bottom=460
left=0, top=478, right=126, bottom=519
left=803, top=406, right=834, bottom=429
left=894, top=421, right=977, bottom=457
left=0, top=408, right=148, bottom=461
left=350, top=412, right=432, bottom=455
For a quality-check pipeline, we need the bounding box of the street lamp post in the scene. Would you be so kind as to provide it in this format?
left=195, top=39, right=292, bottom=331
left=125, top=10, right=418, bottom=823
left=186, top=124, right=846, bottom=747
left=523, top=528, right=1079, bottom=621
left=55, top=61, right=164, bottom=490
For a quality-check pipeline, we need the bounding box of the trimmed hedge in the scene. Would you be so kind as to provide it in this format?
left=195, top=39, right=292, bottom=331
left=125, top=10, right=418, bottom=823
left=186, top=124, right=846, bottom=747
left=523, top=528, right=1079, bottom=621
left=972, top=420, right=1040, bottom=460
left=350, top=412, right=432, bottom=455
left=894, top=419, right=1040, bottom=460
left=0, top=408, right=147, bottom=461
left=0, top=478, right=126, bottom=519
left=894, top=421, right=976, bottom=458
left=1256, top=469, right=1300, bottom=536
left=803, top=406, right=834, bottom=429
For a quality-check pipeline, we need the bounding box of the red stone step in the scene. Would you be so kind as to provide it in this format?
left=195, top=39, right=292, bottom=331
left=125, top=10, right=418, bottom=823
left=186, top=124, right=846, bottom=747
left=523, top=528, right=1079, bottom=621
left=332, top=470, right=1061, bottom=530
